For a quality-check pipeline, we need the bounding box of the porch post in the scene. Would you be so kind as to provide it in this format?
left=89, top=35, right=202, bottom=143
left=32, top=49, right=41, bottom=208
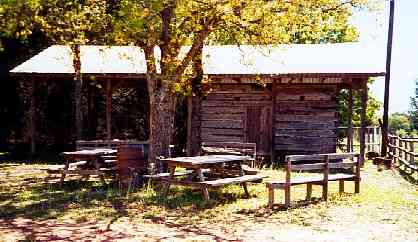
left=186, top=95, right=193, bottom=156
left=347, top=87, right=354, bottom=152
left=29, top=79, right=36, bottom=154
left=271, top=79, right=277, bottom=163
left=73, top=45, right=83, bottom=140
left=359, top=80, right=368, bottom=164
left=106, top=79, right=112, bottom=141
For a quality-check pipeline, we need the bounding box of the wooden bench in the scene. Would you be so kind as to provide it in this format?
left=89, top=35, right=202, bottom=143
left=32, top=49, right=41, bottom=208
left=266, top=153, right=360, bottom=209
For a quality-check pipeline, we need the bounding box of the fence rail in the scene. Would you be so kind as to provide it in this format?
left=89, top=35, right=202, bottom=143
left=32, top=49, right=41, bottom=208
left=388, top=135, right=418, bottom=173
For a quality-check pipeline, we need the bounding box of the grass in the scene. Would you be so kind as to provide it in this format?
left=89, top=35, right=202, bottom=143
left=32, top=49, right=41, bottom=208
left=0, top=161, right=417, bottom=241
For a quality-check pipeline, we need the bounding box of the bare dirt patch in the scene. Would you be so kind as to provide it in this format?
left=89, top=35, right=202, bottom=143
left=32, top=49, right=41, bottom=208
left=0, top=162, right=417, bottom=241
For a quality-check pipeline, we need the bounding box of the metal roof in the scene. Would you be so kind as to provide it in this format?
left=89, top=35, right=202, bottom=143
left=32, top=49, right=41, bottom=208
left=10, top=43, right=386, bottom=77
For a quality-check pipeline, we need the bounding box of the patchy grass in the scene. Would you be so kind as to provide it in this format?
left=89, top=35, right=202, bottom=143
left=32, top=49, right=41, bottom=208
left=0, top=161, right=417, bottom=241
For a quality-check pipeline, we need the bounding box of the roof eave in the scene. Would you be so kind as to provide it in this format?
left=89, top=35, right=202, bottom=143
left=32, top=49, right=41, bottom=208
left=206, top=72, right=386, bottom=78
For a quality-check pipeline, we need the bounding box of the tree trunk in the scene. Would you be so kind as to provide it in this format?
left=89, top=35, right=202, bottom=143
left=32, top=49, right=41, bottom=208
left=147, top=81, right=176, bottom=173
left=144, top=44, right=176, bottom=173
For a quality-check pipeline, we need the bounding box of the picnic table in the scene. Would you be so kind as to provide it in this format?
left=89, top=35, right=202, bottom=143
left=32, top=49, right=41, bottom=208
left=160, top=155, right=266, bottom=201
left=46, top=149, right=117, bottom=185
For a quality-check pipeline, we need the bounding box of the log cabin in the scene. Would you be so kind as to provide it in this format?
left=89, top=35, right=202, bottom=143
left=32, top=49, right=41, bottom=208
left=10, top=43, right=385, bottom=162
left=187, top=44, right=386, bottom=163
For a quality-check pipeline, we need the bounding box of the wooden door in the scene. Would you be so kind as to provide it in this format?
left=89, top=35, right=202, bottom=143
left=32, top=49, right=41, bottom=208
left=245, top=106, right=272, bottom=154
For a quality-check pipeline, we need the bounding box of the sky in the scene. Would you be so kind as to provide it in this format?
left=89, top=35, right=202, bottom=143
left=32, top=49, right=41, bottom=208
left=351, top=0, right=418, bottom=114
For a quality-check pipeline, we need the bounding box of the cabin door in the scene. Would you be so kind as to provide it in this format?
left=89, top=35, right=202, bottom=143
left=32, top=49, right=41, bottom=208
left=245, top=106, right=272, bottom=154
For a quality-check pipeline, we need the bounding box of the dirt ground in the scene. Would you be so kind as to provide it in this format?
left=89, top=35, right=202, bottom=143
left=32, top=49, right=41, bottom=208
left=0, top=162, right=417, bottom=242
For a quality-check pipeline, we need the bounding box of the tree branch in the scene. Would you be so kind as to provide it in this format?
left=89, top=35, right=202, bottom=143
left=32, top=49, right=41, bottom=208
left=172, top=17, right=218, bottom=82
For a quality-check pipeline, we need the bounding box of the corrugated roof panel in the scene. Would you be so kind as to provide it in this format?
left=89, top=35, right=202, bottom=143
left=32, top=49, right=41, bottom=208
left=202, top=44, right=386, bottom=75
left=10, top=43, right=386, bottom=76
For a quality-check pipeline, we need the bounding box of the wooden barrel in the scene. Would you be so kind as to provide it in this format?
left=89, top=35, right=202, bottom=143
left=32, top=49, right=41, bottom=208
left=117, top=144, right=148, bottom=181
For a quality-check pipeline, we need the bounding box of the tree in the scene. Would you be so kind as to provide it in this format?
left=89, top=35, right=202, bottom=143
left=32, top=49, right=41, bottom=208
left=111, top=0, right=371, bottom=170
left=389, top=112, right=412, bottom=137
left=409, top=79, right=418, bottom=130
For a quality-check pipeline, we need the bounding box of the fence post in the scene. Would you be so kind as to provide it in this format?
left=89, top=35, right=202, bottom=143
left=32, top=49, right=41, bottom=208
left=409, top=141, right=414, bottom=166
left=388, top=135, right=392, bottom=159
left=394, top=136, right=398, bottom=163
left=373, top=127, right=379, bottom=152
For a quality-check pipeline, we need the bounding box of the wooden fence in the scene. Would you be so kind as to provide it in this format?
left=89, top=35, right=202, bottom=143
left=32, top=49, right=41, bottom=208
left=338, top=126, right=381, bottom=153
left=388, top=135, right=418, bottom=178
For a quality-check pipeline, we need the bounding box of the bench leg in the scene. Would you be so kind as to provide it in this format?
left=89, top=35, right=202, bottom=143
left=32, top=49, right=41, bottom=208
left=202, top=187, right=210, bottom=201
left=339, top=180, right=345, bottom=193
left=60, top=160, right=70, bottom=186
left=268, top=187, right=274, bottom=209
left=322, top=182, right=328, bottom=201
left=164, top=166, right=176, bottom=197
left=284, top=187, right=291, bottom=208
left=242, top=183, right=250, bottom=198
left=306, top=183, right=312, bottom=200
left=354, top=179, right=360, bottom=193
left=197, top=168, right=210, bottom=201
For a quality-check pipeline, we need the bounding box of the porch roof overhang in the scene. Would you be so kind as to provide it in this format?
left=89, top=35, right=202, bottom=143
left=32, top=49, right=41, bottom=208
left=10, top=43, right=386, bottom=80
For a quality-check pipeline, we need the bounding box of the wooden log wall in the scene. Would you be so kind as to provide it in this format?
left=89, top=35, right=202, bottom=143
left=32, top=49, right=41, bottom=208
left=274, top=87, right=338, bottom=155
left=191, top=83, right=339, bottom=157
left=199, top=84, right=272, bottom=153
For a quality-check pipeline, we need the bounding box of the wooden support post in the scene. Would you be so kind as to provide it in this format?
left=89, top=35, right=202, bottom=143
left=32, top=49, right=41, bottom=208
left=186, top=95, right=193, bottom=156
left=284, top=156, right=291, bottom=208
left=106, top=79, right=112, bottom=141
left=381, top=0, right=395, bottom=157
left=29, top=79, right=36, bottom=154
left=73, top=45, right=83, bottom=140
left=355, top=155, right=361, bottom=193
left=271, top=79, right=277, bottom=164
left=322, top=156, right=329, bottom=201
left=347, top=88, right=354, bottom=152
left=359, top=81, right=368, bottom=165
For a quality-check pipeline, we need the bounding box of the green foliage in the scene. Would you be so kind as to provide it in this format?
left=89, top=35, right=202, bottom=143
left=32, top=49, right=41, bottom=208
left=389, top=112, right=412, bottom=136
left=338, top=79, right=382, bottom=127
left=209, top=0, right=363, bottom=44
left=409, top=79, right=418, bottom=130
left=0, top=0, right=111, bottom=47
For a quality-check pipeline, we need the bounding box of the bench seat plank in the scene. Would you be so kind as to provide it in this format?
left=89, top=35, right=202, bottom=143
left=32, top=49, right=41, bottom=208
left=266, top=173, right=357, bottom=189
left=143, top=170, right=194, bottom=179
left=328, top=173, right=357, bottom=181
left=46, top=169, right=103, bottom=175
left=291, top=161, right=357, bottom=171
left=200, top=174, right=267, bottom=187
left=266, top=176, right=323, bottom=188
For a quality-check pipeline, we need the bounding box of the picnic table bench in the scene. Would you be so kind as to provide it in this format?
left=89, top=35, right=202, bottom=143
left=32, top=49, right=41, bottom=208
left=266, top=153, right=360, bottom=208
left=44, top=149, right=117, bottom=185
left=160, top=155, right=267, bottom=201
